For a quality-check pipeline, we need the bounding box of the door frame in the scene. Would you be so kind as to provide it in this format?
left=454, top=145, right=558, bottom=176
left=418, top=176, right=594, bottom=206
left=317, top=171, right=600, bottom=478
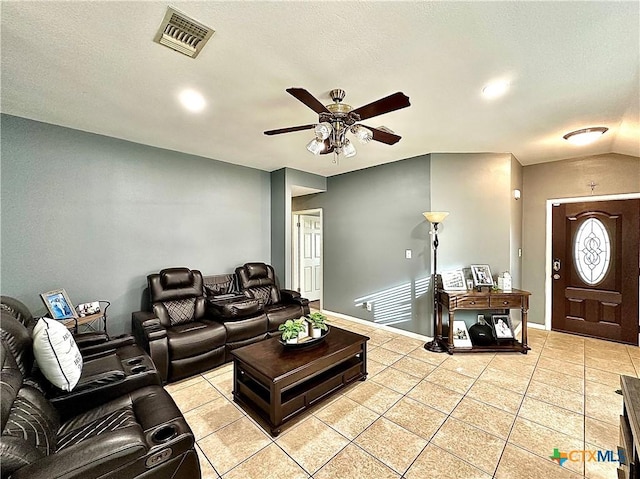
left=292, top=208, right=323, bottom=306
left=544, top=192, right=640, bottom=330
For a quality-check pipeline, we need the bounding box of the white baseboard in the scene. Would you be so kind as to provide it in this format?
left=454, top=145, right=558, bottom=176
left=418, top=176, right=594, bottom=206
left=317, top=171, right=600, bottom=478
left=527, top=322, right=547, bottom=330
left=321, top=309, right=432, bottom=342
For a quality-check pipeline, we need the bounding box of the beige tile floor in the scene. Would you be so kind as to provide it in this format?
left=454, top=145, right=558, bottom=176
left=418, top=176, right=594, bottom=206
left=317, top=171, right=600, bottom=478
left=165, top=314, right=639, bottom=478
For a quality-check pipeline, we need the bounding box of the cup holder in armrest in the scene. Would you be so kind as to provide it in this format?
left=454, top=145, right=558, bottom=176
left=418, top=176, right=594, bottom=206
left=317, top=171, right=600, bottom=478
left=127, top=358, right=143, bottom=366
left=131, top=365, right=148, bottom=374
left=151, top=424, right=178, bottom=444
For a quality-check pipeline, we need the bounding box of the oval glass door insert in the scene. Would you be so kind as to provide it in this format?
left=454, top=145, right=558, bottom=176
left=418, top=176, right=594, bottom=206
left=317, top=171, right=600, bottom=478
left=574, top=217, right=611, bottom=285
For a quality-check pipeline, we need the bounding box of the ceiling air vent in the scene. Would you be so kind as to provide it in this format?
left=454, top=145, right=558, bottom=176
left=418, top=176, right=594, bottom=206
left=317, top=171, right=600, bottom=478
left=154, top=6, right=214, bottom=59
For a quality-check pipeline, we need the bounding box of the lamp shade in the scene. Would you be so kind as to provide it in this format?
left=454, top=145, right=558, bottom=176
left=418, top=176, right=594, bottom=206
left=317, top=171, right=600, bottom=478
left=423, top=211, right=449, bottom=223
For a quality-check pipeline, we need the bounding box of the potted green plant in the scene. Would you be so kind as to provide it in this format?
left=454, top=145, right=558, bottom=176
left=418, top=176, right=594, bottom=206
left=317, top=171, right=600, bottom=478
left=278, top=318, right=306, bottom=344
left=307, top=312, right=328, bottom=338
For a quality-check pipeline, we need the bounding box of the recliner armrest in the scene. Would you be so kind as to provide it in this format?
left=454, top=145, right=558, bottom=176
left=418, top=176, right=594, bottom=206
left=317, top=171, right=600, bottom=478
left=73, top=331, right=110, bottom=349
left=80, top=334, right=137, bottom=360
left=280, top=288, right=301, bottom=300
left=143, top=318, right=168, bottom=340
left=132, top=312, right=169, bottom=383
left=281, top=289, right=309, bottom=307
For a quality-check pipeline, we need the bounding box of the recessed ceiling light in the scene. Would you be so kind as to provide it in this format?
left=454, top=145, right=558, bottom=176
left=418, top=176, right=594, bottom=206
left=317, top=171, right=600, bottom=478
left=179, top=89, right=206, bottom=112
left=563, top=127, right=608, bottom=145
left=482, top=80, right=510, bottom=99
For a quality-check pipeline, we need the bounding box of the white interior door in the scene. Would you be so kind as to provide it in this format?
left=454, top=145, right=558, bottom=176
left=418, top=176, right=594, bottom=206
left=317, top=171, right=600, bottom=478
left=298, top=213, right=322, bottom=301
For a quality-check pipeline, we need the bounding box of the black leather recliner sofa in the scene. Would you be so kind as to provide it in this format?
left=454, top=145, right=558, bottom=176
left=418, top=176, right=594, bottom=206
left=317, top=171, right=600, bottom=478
left=0, top=298, right=161, bottom=420
left=0, top=336, right=200, bottom=479
left=132, top=263, right=310, bottom=383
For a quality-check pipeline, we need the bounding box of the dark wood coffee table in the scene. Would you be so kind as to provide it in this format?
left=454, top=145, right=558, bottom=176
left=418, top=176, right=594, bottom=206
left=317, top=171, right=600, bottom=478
left=231, top=326, right=369, bottom=436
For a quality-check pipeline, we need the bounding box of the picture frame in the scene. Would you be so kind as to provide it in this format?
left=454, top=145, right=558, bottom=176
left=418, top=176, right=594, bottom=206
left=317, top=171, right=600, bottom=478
left=40, top=289, right=77, bottom=320
left=76, top=301, right=100, bottom=317
left=441, top=270, right=467, bottom=291
left=452, top=320, right=473, bottom=348
left=471, top=264, right=494, bottom=287
left=489, top=314, right=515, bottom=340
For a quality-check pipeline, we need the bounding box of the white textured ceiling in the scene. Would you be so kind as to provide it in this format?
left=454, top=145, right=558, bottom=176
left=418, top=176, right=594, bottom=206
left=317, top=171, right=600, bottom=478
left=1, top=1, right=638, bottom=177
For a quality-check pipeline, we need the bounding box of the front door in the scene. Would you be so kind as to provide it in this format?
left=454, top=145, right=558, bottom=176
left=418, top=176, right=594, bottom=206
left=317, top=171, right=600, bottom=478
left=551, top=199, right=639, bottom=344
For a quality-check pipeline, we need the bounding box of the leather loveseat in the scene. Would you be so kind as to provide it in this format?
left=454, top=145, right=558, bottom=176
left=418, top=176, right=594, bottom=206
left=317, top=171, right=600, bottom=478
left=0, top=337, right=200, bottom=479
left=132, top=264, right=310, bottom=383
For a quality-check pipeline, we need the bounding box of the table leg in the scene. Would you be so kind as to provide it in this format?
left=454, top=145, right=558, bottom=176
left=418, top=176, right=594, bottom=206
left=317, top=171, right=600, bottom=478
left=447, top=310, right=455, bottom=354
left=521, top=304, right=529, bottom=354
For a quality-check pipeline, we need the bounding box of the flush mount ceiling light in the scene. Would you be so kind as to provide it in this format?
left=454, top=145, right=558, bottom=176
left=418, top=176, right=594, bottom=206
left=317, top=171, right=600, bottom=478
left=563, top=127, right=608, bottom=146
left=179, top=89, right=206, bottom=112
left=482, top=80, right=510, bottom=99
left=265, top=87, right=410, bottom=161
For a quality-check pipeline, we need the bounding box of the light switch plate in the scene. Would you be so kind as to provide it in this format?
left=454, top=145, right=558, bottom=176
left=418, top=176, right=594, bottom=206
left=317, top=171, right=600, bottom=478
left=405, top=249, right=412, bottom=259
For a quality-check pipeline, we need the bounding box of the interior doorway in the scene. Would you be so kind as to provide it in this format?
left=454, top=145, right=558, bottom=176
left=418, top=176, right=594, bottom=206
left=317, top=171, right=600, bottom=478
left=292, top=209, right=323, bottom=304
left=548, top=196, right=639, bottom=344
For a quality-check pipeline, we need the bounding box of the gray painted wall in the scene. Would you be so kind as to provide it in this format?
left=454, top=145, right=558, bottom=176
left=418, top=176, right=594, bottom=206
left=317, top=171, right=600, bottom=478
left=1, top=114, right=271, bottom=335
left=431, top=153, right=521, bottom=326
left=522, top=153, right=640, bottom=325
left=270, top=169, right=287, bottom=282
left=270, top=168, right=326, bottom=287
left=294, top=156, right=433, bottom=336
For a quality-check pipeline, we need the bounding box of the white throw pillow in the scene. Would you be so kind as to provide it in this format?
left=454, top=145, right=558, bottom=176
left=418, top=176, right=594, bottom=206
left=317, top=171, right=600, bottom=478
left=32, top=317, right=83, bottom=391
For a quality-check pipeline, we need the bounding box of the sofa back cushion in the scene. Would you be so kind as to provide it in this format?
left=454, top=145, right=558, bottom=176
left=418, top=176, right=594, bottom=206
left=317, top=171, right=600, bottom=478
left=149, top=268, right=204, bottom=303
left=1, top=340, right=60, bottom=477
left=0, top=312, right=35, bottom=377
left=164, top=298, right=197, bottom=326
left=0, top=296, right=35, bottom=330
left=203, top=274, right=237, bottom=297
left=236, top=263, right=281, bottom=305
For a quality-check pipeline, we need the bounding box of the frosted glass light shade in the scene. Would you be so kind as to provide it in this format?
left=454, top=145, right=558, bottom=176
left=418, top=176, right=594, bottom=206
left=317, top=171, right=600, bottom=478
left=353, top=125, right=373, bottom=143
left=423, top=211, right=449, bottom=223
left=306, top=138, right=325, bottom=155
left=314, top=122, right=332, bottom=141
left=342, top=140, right=357, bottom=158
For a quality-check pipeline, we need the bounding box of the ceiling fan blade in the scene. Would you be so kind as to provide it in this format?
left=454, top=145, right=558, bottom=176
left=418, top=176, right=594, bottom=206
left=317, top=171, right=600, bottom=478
left=360, top=125, right=402, bottom=145
left=286, top=88, right=330, bottom=114
left=264, top=124, right=315, bottom=136
left=351, top=92, right=410, bottom=121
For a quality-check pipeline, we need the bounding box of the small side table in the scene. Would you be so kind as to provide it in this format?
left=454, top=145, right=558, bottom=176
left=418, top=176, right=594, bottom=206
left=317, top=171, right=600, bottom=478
left=62, top=300, right=110, bottom=337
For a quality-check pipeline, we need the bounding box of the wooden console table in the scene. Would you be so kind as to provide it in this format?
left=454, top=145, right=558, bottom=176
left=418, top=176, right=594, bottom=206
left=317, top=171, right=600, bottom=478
left=437, top=288, right=531, bottom=354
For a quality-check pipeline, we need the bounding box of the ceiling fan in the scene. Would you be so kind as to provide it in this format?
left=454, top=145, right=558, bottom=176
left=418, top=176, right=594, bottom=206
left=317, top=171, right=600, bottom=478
left=264, top=88, right=411, bottom=159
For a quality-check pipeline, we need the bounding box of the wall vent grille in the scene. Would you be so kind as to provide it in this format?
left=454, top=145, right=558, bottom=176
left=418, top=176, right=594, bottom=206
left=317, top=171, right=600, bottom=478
left=154, top=7, right=214, bottom=58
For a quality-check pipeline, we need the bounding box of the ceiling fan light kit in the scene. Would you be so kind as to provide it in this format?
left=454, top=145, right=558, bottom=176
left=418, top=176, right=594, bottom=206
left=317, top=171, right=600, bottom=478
left=265, top=87, right=410, bottom=160
left=563, top=127, right=608, bottom=146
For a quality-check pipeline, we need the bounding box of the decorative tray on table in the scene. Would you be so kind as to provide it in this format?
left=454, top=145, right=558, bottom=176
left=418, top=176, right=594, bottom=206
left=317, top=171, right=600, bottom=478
left=279, top=326, right=330, bottom=348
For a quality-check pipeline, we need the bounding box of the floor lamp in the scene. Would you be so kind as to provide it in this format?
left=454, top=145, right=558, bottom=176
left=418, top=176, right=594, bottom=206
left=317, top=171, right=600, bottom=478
left=423, top=211, right=449, bottom=353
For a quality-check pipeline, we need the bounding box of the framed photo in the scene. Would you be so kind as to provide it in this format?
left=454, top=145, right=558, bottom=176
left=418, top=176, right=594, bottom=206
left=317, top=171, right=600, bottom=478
left=490, top=314, right=515, bottom=340
left=452, top=320, right=472, bottom=348
left=40, top=289, right=77, bottom=320
left=471, top=264, right=494, bottom=287
left=441, top=270, right=467, bottom=291
left=76, top=301, right=100, bottom=317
